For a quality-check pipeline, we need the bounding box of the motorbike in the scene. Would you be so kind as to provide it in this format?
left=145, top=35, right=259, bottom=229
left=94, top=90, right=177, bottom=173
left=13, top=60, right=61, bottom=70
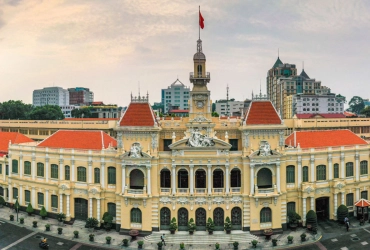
left=39, top=241, right=49, bottom=249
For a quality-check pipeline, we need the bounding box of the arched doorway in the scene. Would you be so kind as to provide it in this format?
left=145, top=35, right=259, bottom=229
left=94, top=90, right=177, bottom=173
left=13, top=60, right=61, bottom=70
left=178, top=208, right=188, bottom=231
left=130, top=169, right=144, bottom=189
left=257, top=168, right=273, bottom=189
left=160, top=207, right=171, bottom=230
left=316, top=197, right=329, bottom=220
left=231, top=207, right=242, bottom=230
left=195, top=208, right=206, bottom=231
left=74, top=198, right=88, bottom=220
left=131, top=208, right=142, bottom=223
left=213, top=208, right=224, bottom=231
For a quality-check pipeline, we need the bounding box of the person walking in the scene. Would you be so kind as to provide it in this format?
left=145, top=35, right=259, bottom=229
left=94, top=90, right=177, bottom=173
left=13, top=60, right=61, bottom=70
left=161, top=233, right=166, bottom=246
left=346, top=220, right=350, bottom=232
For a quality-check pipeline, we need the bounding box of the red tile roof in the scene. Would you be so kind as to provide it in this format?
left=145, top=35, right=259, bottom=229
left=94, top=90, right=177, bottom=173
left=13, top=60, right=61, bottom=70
left=295, top=113, right=346, bottom=119
left=0, top=132, right=34, bottom=153
left=285, top=130, right=368, bottom=148
left=245, top=101, right=281, bottom=125
left=344, top=111, right=357, bottom=117
left=37, top=130, right=117, bottom=150
left=119, top=103, right=157, bottom=127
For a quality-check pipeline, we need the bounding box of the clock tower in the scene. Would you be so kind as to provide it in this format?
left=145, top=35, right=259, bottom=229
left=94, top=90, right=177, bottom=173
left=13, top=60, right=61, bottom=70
left=189, top=39, right=211, bottom=120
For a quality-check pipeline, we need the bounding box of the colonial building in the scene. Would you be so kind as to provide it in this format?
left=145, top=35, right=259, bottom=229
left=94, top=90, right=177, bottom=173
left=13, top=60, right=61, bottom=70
left=1, top=38, right=370, bottom=236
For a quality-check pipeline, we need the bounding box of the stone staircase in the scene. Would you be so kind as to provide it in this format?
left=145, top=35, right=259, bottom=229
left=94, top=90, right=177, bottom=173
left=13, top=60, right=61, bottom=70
left=144, top=230, right=259, bottom=245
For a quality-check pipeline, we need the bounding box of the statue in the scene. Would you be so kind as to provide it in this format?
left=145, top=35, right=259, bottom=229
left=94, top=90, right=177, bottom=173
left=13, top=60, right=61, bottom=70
left=129, top=143, right=142, bottom=158
left=187, top=128, right=215, bottom=147
left=258, top=140, right=272, bottom=156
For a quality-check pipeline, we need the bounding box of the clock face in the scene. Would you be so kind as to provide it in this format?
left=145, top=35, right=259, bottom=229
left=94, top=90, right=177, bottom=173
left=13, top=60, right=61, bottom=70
left=197, top=101, right=204, bottom=108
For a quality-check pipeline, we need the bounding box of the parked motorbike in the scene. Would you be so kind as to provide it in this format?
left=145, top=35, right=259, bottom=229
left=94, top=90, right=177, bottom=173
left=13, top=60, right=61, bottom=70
left=39, top=241, right=49, bottom=249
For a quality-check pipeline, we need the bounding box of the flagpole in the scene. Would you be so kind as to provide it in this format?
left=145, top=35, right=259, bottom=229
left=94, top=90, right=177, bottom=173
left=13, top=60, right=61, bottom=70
left=199, top=5, right=200, bottom=40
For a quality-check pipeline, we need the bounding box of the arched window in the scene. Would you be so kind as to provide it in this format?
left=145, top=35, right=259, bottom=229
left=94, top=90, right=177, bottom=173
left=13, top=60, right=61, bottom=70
left=230, top=169, right=241, bottom=187
left=131, top=208, right=142, bottom=223
left=130, top=169, right=145, bottom=189
left=302, top=166, right=308, bottom=182
left=108, top=167, right=116, bottom=184
left=51, top=164, right=58, bottom=179
left=37, top=162, right=44, bottom=177
left=346, top=162, right=354, bottom=177
left=257, top=168, right=273, bottom=188
left=195, top=169, right=206, bottom=189
left=77, top=167, right=86, bottom=182
left=286, top=165, right=295, bottom=183
left=65, top=165, right=70, bottom=180
left=260, top=207, right=272, bottom=223
left=197, top=65, right=202, bottom=76
left=316, top=165, right=326, bottom=181
left=213, top=169, right=224, bottom=188
left=24, top=161, right=31, bottom=175
left=160, top=169, right=171, bottom=188
left=12, top=159, right=18, bottom=174
left=94, top=168, right=100, bottom=183
left=334, top=163, right=339, bottom=178
left=360, top=161, right=368, bottom=175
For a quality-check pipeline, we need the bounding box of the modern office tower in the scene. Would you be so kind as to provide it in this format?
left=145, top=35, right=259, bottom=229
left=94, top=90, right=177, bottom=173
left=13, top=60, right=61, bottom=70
left=33, top=87, right=69, bottom=107
left=161, top=79, right=190, bottom=114
left=68, top=87, right=94, bottom=105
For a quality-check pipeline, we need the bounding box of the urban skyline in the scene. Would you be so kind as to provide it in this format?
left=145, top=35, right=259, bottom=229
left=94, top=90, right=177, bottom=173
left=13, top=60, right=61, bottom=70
left=1, top=0, right=369, bottom=107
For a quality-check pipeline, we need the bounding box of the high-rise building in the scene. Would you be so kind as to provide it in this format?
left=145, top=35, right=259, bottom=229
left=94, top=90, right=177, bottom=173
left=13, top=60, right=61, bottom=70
left=68, top=87, right=94, bottom=105
left=214, top=100, right=244, bottom=116
left=161, top=79, right=190, bottom=114
left=33, top=87, right=69, bottom=107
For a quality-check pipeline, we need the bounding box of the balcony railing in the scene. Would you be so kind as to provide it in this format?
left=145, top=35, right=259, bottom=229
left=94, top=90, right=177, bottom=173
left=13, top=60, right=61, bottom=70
left=257, top=187, right=275, bottom=194
left=177, top=188, right=189, bottom=194
left=195, top=188, right=206, bottom=194
left=231, top=187, right=241, bottom=193
left=213, top=188, right=224, bottom=194
left=189, top=72, right=210, bottom=80
left=160, top=188, right=171, bottom=194
left=127, top=189, right=144, bottom=195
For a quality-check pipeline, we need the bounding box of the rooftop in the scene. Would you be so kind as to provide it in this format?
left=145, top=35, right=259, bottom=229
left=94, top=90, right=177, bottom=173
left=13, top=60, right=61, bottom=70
left=245, top=101, right=281, bottom=125
left=119, top=102, right=157, bottom=127
left=0, top=132, right=34, bottom=154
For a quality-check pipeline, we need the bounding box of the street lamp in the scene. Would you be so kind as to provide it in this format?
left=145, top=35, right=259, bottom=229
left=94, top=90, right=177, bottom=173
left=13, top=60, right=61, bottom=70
left=15, top=196, right=20, bottom=222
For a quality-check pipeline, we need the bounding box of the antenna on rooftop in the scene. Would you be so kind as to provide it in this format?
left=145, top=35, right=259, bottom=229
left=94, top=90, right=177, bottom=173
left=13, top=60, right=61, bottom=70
left=278, top=48, right=279, bottom=58
left=259, top=80, right=262, bottom=96
left=302, top=61, right=304, bottom=70
left=226, top=84, right=229, bottom=116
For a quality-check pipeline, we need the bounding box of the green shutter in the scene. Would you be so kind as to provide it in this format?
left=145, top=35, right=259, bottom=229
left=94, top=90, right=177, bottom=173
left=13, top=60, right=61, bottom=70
left=65, top=166, right=70, bottom=180
left=94, top=168, right=100, bottom=183
left=51, top=195, right=58, bottom=208
left=51, top=164, right=58, bottom=179
left=12, top=159, right=18, bottom=174
left=25, top=190, right=30, bottom=203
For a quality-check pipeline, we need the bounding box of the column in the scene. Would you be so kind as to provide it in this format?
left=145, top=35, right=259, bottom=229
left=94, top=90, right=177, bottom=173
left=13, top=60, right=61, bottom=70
left=146, top=165, right=151, bottom=196
left=2, top=164, right=5, bottom=181
left=71, top=159, right=75, bottom=182
left=31, top=156, right=36, bottom=180
left=341, top=192, right=345, bottom=205
left=334, top=193, right=338, bottom=217
left=276, top=163, right=281, bottom=193
left=302, top=197, right=307, bottom=224
left=3, top=186, right=7, bottom=201
left=19, top=155, right=23, bottom=178
left=66, top=194, right=70, bottom=218
left=297, top=156, right=302, bottom=188
left=89, top=198, right=93, bottom=218
left=19, top=185, right=23, bottom=205
left=8, top=184, right=12, bottom=202
left=356, top=188, right=360, bottom=202
left=31, top=187, right=36, bottom=207
left=121, top=164, right=126, bottom=194
left=355, top=154, right=360, bottom=182
left=45, top=190, right=49, bottom=210
left=171, top=164, right=176, bottom=195
left=88, top=161, right=92, bottom=183
left=59, top=194, right=63, bottom=213
left=100, top=162, right=105, bottom=188
left=59, top=158, right=64, bottom=181
left=225, top=164, right=230, bottom=194
left=189, top=164, right=194, bottom=195
left=328, top=154, right=333, bottom=180
left=310, top=157, right=314, bottom=182
left=45, top=158, right=49, bottom=182
left=8, top=153, right=12, bottom=178
left=250, top=164, right=255, bottom=195
left=340, top=154, right=345, bottom=178
left=207, top=164, right=212, bottom=194
left=97, top=198, right=101, bottom=223
left=310, top=197, right=314, bottom=210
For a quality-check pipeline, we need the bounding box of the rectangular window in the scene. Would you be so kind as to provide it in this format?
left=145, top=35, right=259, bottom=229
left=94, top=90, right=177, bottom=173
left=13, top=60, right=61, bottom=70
left=12, top=159, right=18, bottom=174
left=6, top=165, right=9, bottom=175
left=302, top=166, right=308, bottom=182
left=360, top=161, right=368, bottom=175
left=77, top=167, right=86, bottom=182
left=108, top=167, right=116, bottom=184
left=13, top=187, right=18, bottom=199
left=51, top=164, right=58, bottom=179
left=38, top=192, right=44, bottom=205
left=51, top=195, right=58, bottom=208
left=229, top=139, right=238, bottom=151
left=37, top=163, right=44, bottom=177
left=346, top=193, right=354, bottom=208
left=334, top=163, right=339, bottom=178
left=316, top=165, right=326, bottom=181
left=65, top=166, right=70, bottom=180
left=361, top=191, right=368, bottom=200
left=24, top=161, right=31, bottom=175
left=286, top=166, right=295, bottom=183
left=346, top=162, right=354, bottom=177
left=25, top=190, right=30, bottom=203
left=108, top=203, right=116, bottom=217
left=287, top=202, right=296, bottom=213
left=0, top=164, right=2, bottom=174
left=94, top=168, right=100, bottom=183
left=163, top=139, right=172, bottom=151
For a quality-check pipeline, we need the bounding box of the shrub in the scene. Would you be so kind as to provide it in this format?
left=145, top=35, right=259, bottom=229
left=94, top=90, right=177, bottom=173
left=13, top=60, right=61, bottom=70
left=57, top=213, right=66, bottom=222
left=288, top=211, right=301, bottom=224
left=224, top=216, right=232, bottom=231
left=106, top=236, right=112, bottom=241
left=188, top=218, right=196, bottom=231
left=33, top=221, right=37, bottom=227
left=122, top=239, right=129, bottom=246
left=74, top=230, right=79, bottom=235
left=137, top=240, right=144, bottom=246
left=287, top=235, right=294, bottom=241
left=0, top=196, right=5, bottom=206
left=85, top=217, right=99, bottom=228
left=233, top=241, right=239, bottom=247
left=180, top=242, right=185, bottom=249
left=26, top=203, right=34, bottom=215
left=57, top=227, right=63, bottom=234
left=206, top=217, right=215, bottom=232
left=20, top=217, right=24, bottom=224
left=102, top=212, right=113, bottom=223
left=337, top=205, right=349, bottom=224
left=306, top=210, right=317, bottom=229
left=215, top=242, right=220, bottom=249
left=169, top=217, right=178, bottom=231
left=9, top=215, right=14, bottom=221
left=157, top=241, right=163, bottom=247
left=40, top=206, right=47, bottom=218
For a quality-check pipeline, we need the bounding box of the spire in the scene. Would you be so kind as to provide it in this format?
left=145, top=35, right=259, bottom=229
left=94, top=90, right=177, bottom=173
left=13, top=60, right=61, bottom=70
left=259, top=80, right=262, bottom=96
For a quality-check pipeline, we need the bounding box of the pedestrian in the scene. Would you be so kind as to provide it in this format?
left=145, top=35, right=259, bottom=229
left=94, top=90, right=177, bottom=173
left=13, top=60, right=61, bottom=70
left=161, top=233, right=166, bottom=246
left=346, top=220, right=349, bottom=232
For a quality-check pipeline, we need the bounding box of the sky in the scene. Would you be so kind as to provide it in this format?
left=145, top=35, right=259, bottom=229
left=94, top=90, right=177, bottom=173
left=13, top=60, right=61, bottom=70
left=1, top=0, right=370, bottom=107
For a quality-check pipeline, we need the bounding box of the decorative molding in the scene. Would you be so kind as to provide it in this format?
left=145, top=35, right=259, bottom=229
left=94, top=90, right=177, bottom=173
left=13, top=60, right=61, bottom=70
left=305, top=186, right=314, bottom=194
left=336, top=182, right=345, bottom=190
left=194, top=197, right=207, bottom=205
left=89, top=188, right=98, bottom=195
left=159, top=196, right=172, bottom=204
left=316, top=188, right=330, bottom=194
left=177, top=197, right=188, bottom=205
left=129, top=142, right=143, bottom=158
left=213, top=197, right=224, bottom=205
left=230, top=196, right=242, bottom=204
left=151, top=133, right=158, bottom=149
left=74, top=189, right=88, bottom=195
left=187, top=128, right=214, bottom=147
left=172, top=150, right=184, bottom=156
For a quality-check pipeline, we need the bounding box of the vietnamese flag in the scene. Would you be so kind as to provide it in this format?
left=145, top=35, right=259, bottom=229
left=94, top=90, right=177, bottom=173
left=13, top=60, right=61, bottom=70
left=199, top=11, right=204, bottom=29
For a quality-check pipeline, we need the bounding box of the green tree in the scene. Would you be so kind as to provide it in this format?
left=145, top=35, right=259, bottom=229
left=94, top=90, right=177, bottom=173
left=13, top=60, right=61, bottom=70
left=28, top=105, right=65, bottom=120
left=212, top=103, right=216, bottom=112
left=212, top=112, right=219, bottom=117
left=348, top=96, right=365, bottom=114
left=0, top=100, right=32, bottom=119
left=361, top=106, right=370, bottom=117
left=336, top=94, right=346, bottom=103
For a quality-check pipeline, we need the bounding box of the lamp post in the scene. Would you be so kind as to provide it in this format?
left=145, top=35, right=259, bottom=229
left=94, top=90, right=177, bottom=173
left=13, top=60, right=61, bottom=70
left=15, top=196, right=20, bottom=222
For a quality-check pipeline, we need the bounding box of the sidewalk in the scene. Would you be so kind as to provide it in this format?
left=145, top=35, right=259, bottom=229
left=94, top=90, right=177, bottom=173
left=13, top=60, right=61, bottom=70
left=0, top=206, right=322, bottom=250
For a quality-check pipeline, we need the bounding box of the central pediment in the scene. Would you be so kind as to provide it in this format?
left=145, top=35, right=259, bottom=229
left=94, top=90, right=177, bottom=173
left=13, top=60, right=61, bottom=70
left=169, top=137, right=232, bottom=150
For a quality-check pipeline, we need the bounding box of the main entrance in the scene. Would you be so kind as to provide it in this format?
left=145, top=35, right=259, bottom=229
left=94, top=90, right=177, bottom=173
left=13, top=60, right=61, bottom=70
left=213, top=208, right=224, bottom=231
left=160, top=207, right=171, bottom=230
left=178, top=208, right=188, bottom=231
left=315, top=197, right=329, bottom=220
left=231, top=207, right=242, bottom=230
left=74, top=198, right=88, bottom=220
left=195, top=208, right=206, bottom=231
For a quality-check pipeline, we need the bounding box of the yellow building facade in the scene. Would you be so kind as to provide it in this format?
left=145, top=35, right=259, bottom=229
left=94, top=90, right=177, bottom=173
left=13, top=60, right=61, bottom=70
left=1, top=39, right=370, bottom=235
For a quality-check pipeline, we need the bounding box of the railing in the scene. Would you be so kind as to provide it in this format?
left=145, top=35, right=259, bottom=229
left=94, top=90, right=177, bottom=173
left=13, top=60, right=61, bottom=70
left=131, top=223, right=142, bottom=229
left=189, top=72, right=210, bottom=80
left=213, top=188, right=224, bottom=194
left=51, top=207, right=58, bottom=212
left=195, top=188, right=206, bottom=194
left=127, top=189, right=144, bottom=194
left=231, top=187, right=241, bottom=193
left=257, top=188, right=275, bottom=194
left=177, top=188, right=189, bottom=194
left=260, top=222, right=272, bottom=228
left=160, top=188, right=171, bottom=193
